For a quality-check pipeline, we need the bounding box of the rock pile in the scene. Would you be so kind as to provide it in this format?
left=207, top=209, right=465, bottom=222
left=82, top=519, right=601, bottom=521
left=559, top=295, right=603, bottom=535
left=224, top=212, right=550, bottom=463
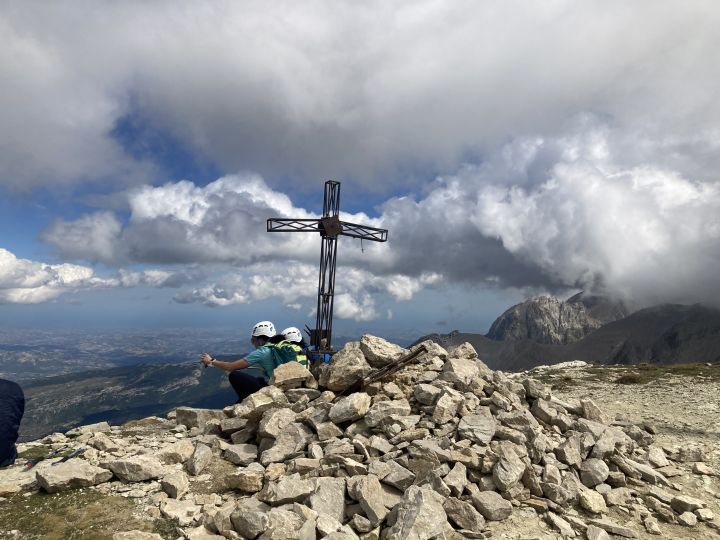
left=5, top=335, right=720, bottom=539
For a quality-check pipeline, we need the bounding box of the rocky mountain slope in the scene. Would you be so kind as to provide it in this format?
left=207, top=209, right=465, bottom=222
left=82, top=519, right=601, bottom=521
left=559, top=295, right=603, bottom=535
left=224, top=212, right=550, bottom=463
left=418, top=303, right=720, bottom=371
left=486, top=294, right=629, bottom=345
left=19, top=361, right=237, bottom=442
left=1, top=336, right=719, bottom=539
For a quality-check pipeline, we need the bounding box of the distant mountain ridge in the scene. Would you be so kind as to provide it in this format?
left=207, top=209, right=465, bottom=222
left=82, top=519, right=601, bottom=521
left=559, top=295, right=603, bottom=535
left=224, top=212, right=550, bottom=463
left=486, top=293, right=629, bottom=344
left=19, top=362, right=235, bottom=442
left=416, top=302, right=720, bottom=371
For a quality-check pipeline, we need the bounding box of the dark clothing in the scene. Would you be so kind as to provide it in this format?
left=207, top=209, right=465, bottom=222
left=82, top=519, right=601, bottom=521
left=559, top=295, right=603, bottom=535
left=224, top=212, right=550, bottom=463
left=0, top=379, right=24, bottom=467
left=228, top=370, right=267, bottom=403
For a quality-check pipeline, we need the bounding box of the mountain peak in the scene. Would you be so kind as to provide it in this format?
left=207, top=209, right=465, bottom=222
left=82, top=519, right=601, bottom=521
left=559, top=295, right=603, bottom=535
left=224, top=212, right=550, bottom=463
left=486, top=293, right=628, bottom=345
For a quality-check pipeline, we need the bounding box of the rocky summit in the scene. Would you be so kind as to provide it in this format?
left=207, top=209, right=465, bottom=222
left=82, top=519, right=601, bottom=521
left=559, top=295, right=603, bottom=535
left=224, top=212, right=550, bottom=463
left=1, top=335, right=719, bottom=539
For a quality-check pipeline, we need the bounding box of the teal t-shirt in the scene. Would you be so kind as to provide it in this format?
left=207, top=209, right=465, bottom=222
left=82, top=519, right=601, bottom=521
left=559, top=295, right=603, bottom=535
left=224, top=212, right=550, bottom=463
left=245, top=346, right=275, bottom=382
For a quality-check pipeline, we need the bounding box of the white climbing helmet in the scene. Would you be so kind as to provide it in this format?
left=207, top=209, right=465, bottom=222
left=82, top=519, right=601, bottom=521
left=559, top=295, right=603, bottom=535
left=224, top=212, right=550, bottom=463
left=282, top=327, right=303, bottom=343
left=251, top=320, right=276, bottom=338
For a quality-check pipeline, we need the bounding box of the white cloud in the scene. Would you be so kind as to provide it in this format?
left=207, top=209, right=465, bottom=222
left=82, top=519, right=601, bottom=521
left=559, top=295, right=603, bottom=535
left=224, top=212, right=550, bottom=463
left=334, top=293, right=377, bottom=322
left=42, top=127, right=720, bottom=311
left=380, top=123, right=720, bottom=307
left=0, top=248, right=110, bottom=303
left=2, top=2, right=720, bottom=190
left=171, top=261, right=438, bottom=321
left=0, top=247, right=204, bottom=304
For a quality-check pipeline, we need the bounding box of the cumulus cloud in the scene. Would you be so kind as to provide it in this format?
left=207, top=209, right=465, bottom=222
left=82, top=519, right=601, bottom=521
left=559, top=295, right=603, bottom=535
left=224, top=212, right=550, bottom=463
left=2, top=2, right=720, bottom=191
left=380, top=123, right=720, bottom=307
left=0, top=248, right=110, bottom=303
left=171, top=261, right=440, bottom=321
left=0, top=247, right=204, bottom=304
left=43, top=132, right=720, bottom=310
left=43, top=174, right=318, bottom=265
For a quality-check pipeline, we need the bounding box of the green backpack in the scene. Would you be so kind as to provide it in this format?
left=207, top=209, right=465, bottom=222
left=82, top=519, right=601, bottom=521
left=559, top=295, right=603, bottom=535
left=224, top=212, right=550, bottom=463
left=268, top=341, right=298, bottom=368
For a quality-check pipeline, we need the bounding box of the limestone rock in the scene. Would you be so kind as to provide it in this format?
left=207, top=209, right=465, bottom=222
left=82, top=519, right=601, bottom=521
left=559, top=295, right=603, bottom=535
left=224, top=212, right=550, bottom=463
left=158, top=439, right=195, bottom=464
left=365, top=399, right=411, bottom=427
left=0, top=483, right=21, bottom=497
left=36, top=458, right=113, bottom=493
left=231, top=499, right=270, bottom=539
left=448, top=342, right=478, bottom=359
left=107, top=455, right=164, bottom=483
left=89, top=433, right=121, bottom=452
left=385, top=485, right=447, bottom=540
left=588, top=519, right=639, bottom=538
left=309, top=477, right=346, bottom=523
left=175, top=407, right=225, bottom=429
left=580, top=489, right=607, bottom=514
left=186, top=443, right=213, bottom=476
left=258, top=473, right=315, bottom=505
left=580, top=458, right=610, bottom=487
left=546, top=512, right=576, bottom=538
left=329, top=393, right=372, bottom=424
left=413, top=384, right=442, bottom=405
left=471, top=490, right=513, bottom=521
left=431, top=392, right=463, bottom=425
left=66, top=421, right=111, bottom=437
left=492, top=446, right=525, bottom=492
left=258, top=408, right=297, bottom=439
left=269, top=361, right=316, bottom=389
left=585, top=525, right=611, bottom=540
left=160, top=499, right=201, bottom=526
left=320, top=342, right=373, bottom=392
left=223, top=443, right=258, bottom=466
left=161, top=470, right=189, bottom=499
left=457, top=407, right=496, bottom=445
left=443, top=497, right=485, bottom=531
left=670, top=494, right=705, bottom=513
left=360, top=335, right=408, bottom=368
left=349, top=474, right=388, bottom=526
left=228, top=463, right=265, bottom=493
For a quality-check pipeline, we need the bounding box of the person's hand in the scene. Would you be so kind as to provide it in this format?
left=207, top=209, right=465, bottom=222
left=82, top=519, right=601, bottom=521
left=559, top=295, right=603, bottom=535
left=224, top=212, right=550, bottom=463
left=200, top=352, right=213, bottom=366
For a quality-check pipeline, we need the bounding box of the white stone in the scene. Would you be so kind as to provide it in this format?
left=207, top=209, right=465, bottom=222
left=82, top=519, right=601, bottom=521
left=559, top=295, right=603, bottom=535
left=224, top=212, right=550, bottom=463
left=36, top=458, right=112, bottom=493
left=329, top=393, right=372, bottom=424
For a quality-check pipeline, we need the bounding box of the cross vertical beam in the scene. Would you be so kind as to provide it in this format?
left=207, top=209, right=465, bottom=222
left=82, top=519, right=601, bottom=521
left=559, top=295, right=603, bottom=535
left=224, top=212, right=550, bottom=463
left=267, top=180, right=388, bottom=353
left=316, top=181, right=341, bottom=350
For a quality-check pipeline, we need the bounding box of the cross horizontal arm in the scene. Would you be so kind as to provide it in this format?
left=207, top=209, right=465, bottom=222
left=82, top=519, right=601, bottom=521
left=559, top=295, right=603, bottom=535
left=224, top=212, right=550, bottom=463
left=267, top=218, right=320, bottom=233
left=339, top=221, right=388, bottom=242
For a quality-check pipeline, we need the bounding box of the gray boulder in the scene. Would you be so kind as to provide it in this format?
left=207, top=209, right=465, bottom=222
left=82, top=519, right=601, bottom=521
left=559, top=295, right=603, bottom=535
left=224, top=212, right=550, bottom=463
left=360, top=334, right=408, bottom=367
left=319, top=342, right=373, bottom=392
left=107, top=455, right=165, bottom=482
left=36, top=458, right=112, bottom=493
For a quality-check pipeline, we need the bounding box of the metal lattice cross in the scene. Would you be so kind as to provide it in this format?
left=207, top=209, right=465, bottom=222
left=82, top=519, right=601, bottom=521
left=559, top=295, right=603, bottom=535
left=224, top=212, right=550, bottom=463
left=267, top=181, right=388, bottom=352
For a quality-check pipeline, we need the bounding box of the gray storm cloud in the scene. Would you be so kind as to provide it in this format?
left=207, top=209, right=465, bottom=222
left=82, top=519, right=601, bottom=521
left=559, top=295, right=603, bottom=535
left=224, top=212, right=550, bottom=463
left=2, top=2, right=720, bottom=190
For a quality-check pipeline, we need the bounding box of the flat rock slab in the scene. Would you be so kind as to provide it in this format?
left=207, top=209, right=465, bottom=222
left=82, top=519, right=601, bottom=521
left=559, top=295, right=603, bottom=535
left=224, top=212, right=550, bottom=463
left=589, top=519, right=639, bottom=538
left=108, top=455, right=165, bottom=482
left=36, top=458, right=112, bottom=493
left=471, top=490, right=513, bottom=521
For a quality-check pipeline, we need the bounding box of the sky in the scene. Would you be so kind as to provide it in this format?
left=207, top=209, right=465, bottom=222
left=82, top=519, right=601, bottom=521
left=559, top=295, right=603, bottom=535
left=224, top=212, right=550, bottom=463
left=1, top=1, right=720, bottom=342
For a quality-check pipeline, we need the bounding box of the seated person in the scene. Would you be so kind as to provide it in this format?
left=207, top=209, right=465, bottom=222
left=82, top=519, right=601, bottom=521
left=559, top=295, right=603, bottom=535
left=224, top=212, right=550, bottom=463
left=200, top=321, right=278, bottom=403
left=281, top=326, right=309, bottom=369
left=0, top=378, right=25, bottom=467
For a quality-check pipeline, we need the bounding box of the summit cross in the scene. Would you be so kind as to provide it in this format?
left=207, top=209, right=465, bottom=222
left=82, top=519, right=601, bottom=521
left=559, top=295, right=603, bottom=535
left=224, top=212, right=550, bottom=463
left=267, top=181, right=388, bottom=352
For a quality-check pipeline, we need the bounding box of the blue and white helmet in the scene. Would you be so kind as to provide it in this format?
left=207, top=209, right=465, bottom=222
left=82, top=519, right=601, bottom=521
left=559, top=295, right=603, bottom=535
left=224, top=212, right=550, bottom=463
left=282, top=327, right=303, bottom=343
left=252, top=321, right=276, bottom=338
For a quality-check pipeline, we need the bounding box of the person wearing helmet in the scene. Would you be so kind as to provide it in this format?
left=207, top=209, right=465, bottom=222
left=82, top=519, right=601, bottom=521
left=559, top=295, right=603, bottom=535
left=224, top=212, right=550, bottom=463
left=200, top=321, right=278, bottom=403
left=281, top=327, right=308, bottom=369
